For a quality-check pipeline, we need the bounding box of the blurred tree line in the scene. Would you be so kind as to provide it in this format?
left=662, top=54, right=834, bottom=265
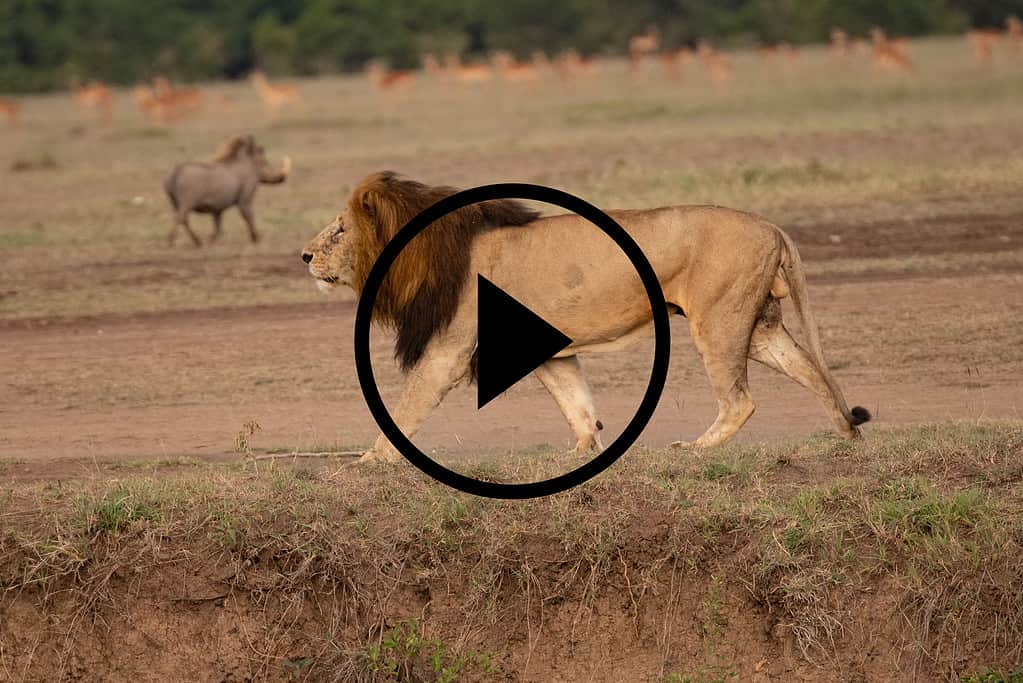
left=2, top=0, right=1021, bottom=92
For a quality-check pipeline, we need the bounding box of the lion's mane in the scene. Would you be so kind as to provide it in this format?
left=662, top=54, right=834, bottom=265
left=348, top=171, right=540, bottom=371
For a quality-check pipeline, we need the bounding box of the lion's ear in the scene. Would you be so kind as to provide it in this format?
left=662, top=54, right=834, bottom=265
left=359, top=189, right=377, bottom=217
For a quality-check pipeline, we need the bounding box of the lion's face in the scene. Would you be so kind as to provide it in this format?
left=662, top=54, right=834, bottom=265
left=302, top=213, right=357, bottom=293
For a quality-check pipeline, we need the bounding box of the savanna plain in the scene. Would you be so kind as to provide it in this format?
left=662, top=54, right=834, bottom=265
left=1, top=38, right=1022, bottom=682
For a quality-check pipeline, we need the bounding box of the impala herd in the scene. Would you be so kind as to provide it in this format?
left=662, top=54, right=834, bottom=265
left=1, top=17, right=1020, bottom=128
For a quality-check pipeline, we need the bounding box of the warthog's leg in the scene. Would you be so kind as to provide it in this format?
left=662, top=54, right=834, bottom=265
left=360, top=339, right=475, bottom=464
left=168, top=213, right=201, bottom=247
left=534, top=356, right=604, bottom=454
left=238, top=203, right=260, bottom=243
left=749, top=298, right=860, bottom=439
left=210, top=212, right=223, bottom=242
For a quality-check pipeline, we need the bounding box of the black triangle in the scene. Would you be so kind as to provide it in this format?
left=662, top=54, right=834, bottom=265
left=477, top=274, right=573, bottom=409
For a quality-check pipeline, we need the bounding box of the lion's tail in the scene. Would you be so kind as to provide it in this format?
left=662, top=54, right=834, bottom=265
left=777, top=228, right=871, bottom=427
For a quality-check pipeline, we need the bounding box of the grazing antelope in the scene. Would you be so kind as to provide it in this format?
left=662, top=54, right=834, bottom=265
left=1006, top=16, right=1023, bottom=51
left=660, top=47, right=693, bottom=80
left=629, top=26, right=661, bottom=72
left=555, top=50, right=599, bottom=82
left=968, top=29, right=1004, bottom=65
left=366, top=61, right=416, bottom=92
left=154, top=75, right=202, bottom=111
left=132, top=85, right=177, bottom=123
left=133, top=78, right=203, bottom=123
left=249, top=71, right=301, bottom=114
left=697, top=41, right=734, bottom=87
left=491, top=51, right=541, bottom=83
left=157, top=77, right=203, bottom=115
left=421, top=53, right=446, bottom=82
left=70, top=77, right=114, bottom=122
left=870, top=28, right=914, bottom=72
left=445, top=55, right=493, bottom=85
left=830, top=28, right=850, bottom=58
left=0, top=99, right=19, bottom=127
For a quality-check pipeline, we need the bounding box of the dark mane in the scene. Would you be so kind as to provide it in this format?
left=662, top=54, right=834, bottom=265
left=349, top=171, right=540, bottom=372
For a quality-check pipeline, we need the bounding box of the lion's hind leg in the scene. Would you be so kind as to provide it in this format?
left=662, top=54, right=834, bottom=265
left=685, top=315, right=757, bottom=449
left=534, top=356, right=604, bottom=454
left=749, top=298, right=860, bottom=439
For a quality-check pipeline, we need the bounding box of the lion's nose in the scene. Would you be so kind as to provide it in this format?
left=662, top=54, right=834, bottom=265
left=301, top=252, right=313, bottom=264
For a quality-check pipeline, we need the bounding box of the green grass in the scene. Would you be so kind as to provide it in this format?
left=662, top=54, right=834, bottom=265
left=359, top=621, right=500, bottom=682
left=76, top=486, right=161, bottom=534
left=962, top=668, right=1023, bottom=683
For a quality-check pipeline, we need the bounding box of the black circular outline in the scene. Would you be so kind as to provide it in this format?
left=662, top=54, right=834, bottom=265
left=354, top=183, right=670, bottom=499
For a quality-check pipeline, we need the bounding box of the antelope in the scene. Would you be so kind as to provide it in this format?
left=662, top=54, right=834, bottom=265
left=629, top=26, right=660, bottom=72
left=1006, top=16, right=1022, bottom=51
left=249, top=71, right=301, bottom=114
left=697, top=41, right=734, bottom=87
left=492, top=51, right=541, bottom=83
left=366, top=61, right=416, bottom=92
left=555, top=50, right=599, bottom=81
left=421, top=53, right=447, bottom=82
left=445, top=55, right=493, bottom=85
left=870, top=28, right=914, bottom=72
left=156, top=77, right=203, bottom=115
left=968, top=29, right=1004, bottom=65
left=70, top=77, right=114, bottom=122
left=660, top=47, right=693, bottom=80
left=0, top=99, right=19, bottom=127
left=132, top=85, right=177, bottom=123
left=830, top=28, right=850, bottom=58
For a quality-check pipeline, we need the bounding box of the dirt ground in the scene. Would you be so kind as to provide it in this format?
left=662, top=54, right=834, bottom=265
left=2, top=212, right=1021, bottom=480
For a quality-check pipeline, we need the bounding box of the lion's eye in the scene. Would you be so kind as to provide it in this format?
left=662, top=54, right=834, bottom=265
left=333, top=221, right=345, bottom=237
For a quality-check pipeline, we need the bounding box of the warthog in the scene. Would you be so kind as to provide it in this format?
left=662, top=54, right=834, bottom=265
left=164, top=134, right=290, bottom=245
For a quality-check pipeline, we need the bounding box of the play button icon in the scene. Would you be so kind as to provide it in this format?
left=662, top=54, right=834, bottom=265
left=476, top=274, right=573, bottom=409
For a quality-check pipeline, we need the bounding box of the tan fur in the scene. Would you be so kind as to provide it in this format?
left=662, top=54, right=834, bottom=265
left=70, top=77, right=114, bottom=122
left=303, top=174, right=869, bottom=464
left=249, top=71, right=301, bottom=113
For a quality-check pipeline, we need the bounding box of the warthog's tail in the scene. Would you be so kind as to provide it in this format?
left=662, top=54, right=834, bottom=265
left=164, top=165, right=182, bottom=211
left=777, top=228, right=871, bottom=427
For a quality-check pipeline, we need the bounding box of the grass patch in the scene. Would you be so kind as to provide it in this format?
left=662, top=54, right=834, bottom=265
left=357, top=620, right=500, bottom=681
left=1, top=422, right=1021, bottom=680
left=962, top=668, right=1023, bottom=683
left=76, top=485, right=161, bottom=534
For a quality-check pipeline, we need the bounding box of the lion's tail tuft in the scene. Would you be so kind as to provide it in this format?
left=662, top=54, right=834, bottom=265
left=850, top=406, right=871, bottom=426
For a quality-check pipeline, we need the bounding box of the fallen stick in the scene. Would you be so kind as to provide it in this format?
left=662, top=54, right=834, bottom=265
left=250, top=451, right=363, bottom=461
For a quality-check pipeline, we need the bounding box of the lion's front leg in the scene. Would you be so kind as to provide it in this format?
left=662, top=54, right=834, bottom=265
left=534, top=356, right=604, bottom=454
left=358, top=339, right=475, bottom=464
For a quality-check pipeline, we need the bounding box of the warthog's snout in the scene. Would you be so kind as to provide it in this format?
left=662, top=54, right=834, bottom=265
left=302, top=252, right=313, bottom=264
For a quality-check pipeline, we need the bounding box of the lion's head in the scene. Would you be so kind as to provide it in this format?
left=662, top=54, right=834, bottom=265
left=302, top=171, right=540, bottom=370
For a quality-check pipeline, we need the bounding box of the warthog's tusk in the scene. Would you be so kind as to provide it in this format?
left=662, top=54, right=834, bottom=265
left=281, top=156, right=292, bottom=176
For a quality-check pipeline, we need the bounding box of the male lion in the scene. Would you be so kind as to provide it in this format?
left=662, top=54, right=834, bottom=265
left=303, top=172, right=869, bottom=463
